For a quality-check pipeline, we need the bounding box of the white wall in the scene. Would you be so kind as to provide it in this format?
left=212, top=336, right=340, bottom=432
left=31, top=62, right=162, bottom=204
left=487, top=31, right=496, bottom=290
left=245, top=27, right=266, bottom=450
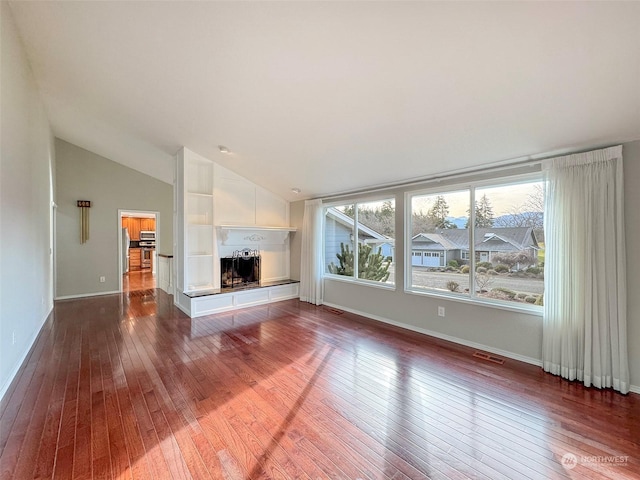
left=0, top=2, right=55, bottom=401
left=55, top=139, right=173, bottom=298
left=294, top=140, right=640, bottom=391
left=213, top=162, right=290, bottom=284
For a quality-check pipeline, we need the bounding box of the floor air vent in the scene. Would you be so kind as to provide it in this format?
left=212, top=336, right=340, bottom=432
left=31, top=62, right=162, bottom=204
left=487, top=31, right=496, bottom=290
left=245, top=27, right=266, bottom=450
left=325, top=307, right=344, bottom=315
left=473, top=351, right=505, bottom=365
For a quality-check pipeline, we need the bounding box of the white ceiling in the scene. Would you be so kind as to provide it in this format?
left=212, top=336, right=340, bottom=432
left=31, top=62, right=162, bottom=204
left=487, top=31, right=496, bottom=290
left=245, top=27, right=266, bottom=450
left=9, top=1, right=640, bottom=201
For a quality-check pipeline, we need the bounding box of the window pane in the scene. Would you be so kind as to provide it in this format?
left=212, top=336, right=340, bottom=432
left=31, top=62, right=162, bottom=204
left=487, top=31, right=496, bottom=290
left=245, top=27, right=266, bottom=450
left=325, top=205, right=355, bottom=277
left=473, top=182, right=544, bottom=305
left=357, top=200, right=395, bottom=285
left=410, top=190, right=470, bottom=295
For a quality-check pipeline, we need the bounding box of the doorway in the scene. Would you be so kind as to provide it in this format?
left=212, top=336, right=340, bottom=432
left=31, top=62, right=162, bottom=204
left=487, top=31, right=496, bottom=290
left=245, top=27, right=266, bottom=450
left=118, top=209, right=159, bottom=292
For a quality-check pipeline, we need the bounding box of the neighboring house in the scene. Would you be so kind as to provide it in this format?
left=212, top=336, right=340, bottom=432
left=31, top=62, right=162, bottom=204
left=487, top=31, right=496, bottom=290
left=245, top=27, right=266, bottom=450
left=325, top=207, right=394, bottom=269
left=411, top=227, right=539, bottom=268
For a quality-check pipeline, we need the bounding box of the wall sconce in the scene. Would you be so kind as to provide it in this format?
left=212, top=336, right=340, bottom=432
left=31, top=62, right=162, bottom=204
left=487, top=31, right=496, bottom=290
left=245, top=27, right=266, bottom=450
left=77, top=200, right=91, bottom=243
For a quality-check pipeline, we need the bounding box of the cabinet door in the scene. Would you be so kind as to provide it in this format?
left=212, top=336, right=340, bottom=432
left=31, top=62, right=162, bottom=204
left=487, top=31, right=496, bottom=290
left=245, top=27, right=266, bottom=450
left=130, top=219, right=141, bottom=240
left=141, top=218, right=155, bottom=231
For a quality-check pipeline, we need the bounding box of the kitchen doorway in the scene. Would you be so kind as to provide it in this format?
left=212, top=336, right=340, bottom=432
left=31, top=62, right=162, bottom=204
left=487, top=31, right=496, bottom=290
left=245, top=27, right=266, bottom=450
left=118, top=210, right=159, bottom=293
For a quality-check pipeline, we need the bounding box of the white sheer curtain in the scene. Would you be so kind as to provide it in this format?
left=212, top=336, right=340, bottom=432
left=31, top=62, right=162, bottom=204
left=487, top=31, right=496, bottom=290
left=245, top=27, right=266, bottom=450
left=542, top=145, right=629, bottom=394
left=299, top=199, right=324, bottom=305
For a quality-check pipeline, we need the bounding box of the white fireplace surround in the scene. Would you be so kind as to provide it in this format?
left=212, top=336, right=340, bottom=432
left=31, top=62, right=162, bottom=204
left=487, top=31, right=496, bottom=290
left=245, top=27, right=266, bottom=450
left=175, top=147, right=299, bottom=318
left=217, top=225, right=296, bottom=246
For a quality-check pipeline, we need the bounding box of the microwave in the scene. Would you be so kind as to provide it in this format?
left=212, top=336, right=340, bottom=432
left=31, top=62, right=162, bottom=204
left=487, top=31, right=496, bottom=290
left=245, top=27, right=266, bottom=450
left=140, top=230, right=156, bottom=241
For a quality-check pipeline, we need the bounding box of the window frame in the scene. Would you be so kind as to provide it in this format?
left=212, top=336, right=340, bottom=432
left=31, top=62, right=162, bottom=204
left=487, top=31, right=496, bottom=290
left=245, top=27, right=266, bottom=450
left=404, top=173, right=544, bottom=314
left=322, top=197, right=396, bottom=290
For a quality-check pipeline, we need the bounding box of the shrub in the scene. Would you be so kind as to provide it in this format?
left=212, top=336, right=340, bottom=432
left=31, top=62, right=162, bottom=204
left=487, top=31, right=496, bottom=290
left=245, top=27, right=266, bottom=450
left=534, top=294, right=544, bottom=306
left=492, top=287, right=517, bottom=299
left=477, top=261, right=492, bottom=269
left=526, top=267, right=541, bottom=275
left=476, top=267, right=487, bottom=274
left=494, top=264, right=509, bottom=273
left=524, top=296, right=537, bottom=304
left=446, top=281, right=460, bottom=292
left=475, top=273, right=493, bottom=291
left=487, top=269, right=498, bottom=275
left=461, top=265, right=470, bottom=274
left=445, top=266, right=456, bottom=272
left=484, top=289, right=512, bottom=301
left=516, top=292, right=528, bottom=300
left=447, top=260, right=459, bottom=269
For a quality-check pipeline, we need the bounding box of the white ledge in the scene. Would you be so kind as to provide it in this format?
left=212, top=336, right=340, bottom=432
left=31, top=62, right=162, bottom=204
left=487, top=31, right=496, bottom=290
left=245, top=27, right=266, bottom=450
left=217, top=225, right=297, bottom=232
left=216, top=225, right=296, bottom=245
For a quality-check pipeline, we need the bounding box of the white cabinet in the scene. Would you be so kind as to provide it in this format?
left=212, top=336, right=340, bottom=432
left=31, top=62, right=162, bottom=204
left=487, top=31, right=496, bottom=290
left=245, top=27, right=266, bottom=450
left=175, top=148, right=216, bottom=293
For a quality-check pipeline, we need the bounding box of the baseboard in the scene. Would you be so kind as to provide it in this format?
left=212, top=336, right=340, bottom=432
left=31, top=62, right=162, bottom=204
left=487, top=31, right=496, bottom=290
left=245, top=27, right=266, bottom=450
left=630, top=385, right=640, bottom=395
left=0, top=306, right=53, bottom=404
left=55, top=290, right=120, bottom=300
left=322, top=301, right=543, bottom=367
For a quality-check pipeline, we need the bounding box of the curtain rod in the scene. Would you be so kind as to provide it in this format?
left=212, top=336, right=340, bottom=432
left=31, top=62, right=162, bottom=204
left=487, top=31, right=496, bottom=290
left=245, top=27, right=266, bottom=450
left=316, top=142, right=618, bottom=202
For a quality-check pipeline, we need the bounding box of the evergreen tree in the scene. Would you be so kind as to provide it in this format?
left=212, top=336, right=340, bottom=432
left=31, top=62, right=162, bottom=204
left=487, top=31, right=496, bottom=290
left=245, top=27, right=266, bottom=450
left=466, top=194, right=495, bottom=228
left=427, top=195, right=456, bottom=229
left=328, top=243, right=391, bottom=282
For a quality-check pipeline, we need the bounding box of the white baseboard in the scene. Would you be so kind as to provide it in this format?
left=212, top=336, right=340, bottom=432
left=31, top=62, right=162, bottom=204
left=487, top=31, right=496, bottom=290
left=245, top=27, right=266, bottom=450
left=322, top=301, right=543, bottom=367
left=0, top=306, right=52, bottom=404
left=55, top=290, right=120, bottom=300
left=629, top=385, right=640, bottom=395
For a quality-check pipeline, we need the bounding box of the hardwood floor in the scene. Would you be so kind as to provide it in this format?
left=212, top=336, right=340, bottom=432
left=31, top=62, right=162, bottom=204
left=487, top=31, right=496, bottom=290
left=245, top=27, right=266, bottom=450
left=1, top=292, right=638, bottom=479
left=123, top=270, right=156, bottom=292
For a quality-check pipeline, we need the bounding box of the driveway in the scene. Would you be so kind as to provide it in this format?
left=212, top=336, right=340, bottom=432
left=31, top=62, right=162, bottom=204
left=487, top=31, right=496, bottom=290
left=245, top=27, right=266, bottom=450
left=411, top=268, right=544, bottom=295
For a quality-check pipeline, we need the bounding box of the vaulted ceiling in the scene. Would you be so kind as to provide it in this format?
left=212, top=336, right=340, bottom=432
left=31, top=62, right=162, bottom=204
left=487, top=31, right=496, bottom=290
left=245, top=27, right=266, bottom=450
left=9, top=1, right=640, bottom=201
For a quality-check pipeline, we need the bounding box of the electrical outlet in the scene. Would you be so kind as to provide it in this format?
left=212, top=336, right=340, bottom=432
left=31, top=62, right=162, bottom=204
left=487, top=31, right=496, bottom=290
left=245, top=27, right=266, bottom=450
left=438, top=306, right=445, bottom=317
left=99, top=276, right=106, bottom=283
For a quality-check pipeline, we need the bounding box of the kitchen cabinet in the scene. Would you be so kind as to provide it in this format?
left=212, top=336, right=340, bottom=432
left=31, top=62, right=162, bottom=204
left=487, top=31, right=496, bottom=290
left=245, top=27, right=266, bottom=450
left=122, top=217, right=141, bottom=240
left=129, top=248, right=142, bottom=270
left=140, top=218, right=156, bottom=231
left=122, top=217, right=155, bottom=240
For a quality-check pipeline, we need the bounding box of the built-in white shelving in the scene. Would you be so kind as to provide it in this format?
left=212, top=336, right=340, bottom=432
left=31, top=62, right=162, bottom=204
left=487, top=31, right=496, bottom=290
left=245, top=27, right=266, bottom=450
left=176, top=148, right=216, bottom=293
left=174, top=147, right=297, bottom=318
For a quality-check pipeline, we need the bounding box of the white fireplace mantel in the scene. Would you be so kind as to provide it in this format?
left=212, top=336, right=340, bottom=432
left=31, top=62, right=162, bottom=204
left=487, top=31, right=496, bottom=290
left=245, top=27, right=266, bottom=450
left=216, top=225, right=297, bottom=246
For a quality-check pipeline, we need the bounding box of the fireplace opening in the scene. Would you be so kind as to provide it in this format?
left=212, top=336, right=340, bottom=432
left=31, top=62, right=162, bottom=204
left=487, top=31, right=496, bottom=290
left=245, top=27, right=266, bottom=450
left=221, top=249, right=261, bottom=288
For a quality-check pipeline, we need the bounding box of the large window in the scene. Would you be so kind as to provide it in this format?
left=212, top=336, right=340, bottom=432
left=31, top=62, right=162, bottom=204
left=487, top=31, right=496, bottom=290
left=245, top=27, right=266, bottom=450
left=324, top=199, right=395, bottom=286
left=407, top=177, right=544, bottom=308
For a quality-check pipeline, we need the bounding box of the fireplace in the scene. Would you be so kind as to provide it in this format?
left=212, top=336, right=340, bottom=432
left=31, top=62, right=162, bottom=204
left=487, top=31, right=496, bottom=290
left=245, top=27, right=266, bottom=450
left=220, top=249, right=261, bottom=288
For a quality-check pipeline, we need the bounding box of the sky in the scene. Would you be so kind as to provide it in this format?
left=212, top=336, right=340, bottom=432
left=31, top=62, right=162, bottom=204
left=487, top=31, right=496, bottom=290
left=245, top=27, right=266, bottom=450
left=412, top=181, right=543, bottom=217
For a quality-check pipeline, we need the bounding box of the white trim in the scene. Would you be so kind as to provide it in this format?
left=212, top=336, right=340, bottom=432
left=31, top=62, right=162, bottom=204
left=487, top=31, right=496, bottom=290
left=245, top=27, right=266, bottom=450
left=629, top=385, right=640, bottom=395
left=118, top=209, right=160, bottom=292
left=323, top=273, right=396, bottom=291
left=322, top=301, right=543, bottom=367
left=55, top=290, right=120, bottom=300
left=404, top=285, right=543, bottom=316
left=0, top=306, right=52, bottom=404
